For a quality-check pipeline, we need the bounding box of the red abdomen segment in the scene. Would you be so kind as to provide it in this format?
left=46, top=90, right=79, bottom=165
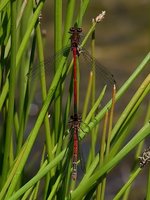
left=72, top=128, right=78, bottom=180
left=73, top=47, right=78, bottom=114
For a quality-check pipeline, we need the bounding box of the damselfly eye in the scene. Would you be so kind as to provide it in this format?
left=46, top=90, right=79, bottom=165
left=69, top=27, right=75, bottom=33
left=70, top=115, right=74, bottom=120
left=77, top=28, right=82, bottom=32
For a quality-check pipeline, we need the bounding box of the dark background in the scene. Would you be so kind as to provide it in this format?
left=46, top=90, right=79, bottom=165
left=39, top=0, right=150, bottom=111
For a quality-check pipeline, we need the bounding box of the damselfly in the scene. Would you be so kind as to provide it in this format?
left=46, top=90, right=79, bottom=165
left=68, top=27, right=116, bottom=180
left=29, top=25, right=116, bottom=180
left=68, top=114, right=82, bottom=180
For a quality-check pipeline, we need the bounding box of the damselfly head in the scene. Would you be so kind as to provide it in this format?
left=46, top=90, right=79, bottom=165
left=70, top=114, right=82, bottom=122
left=69, top=27, right=82, bottom=34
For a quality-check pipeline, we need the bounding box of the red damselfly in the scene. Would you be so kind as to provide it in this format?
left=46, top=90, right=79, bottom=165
left=69, top=27, right=82, bottom=180
left=28, top=24, right=116, bottom=180
left=68, top=26, right=116, bottom=180
left=68, top=114, right=82, bottom=180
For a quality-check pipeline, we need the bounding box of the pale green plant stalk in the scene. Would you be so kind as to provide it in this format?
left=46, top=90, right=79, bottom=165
left=54, top=0, right=62, bottom=144
left=98, top=85, right=116, bottom=200
left=1, top=0, right=17, bottom=186
left=96, top=111, right=109, bottom=200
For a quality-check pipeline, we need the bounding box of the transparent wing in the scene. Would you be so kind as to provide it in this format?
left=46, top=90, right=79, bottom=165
left=76, top=47, right=116, bottom=113
left=27, top=45, right=71, bottom=83
left=80, top=47, right=116, bottom=86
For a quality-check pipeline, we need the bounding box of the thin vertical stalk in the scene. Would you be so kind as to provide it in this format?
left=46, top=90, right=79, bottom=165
left=100, top=85, right=116, bottom=200
left=91, top=24, right=96, bottom=107
left=110, top=75, right=150, bottom=158
left=0, top=1, right=44, bottom=114
left=35, top=8, right=53, bottom=167
left=33, top=146, right=46, bottom=200
left=91, top=25, right=96, bottom=161
left=1, top=0, right=17, bottom=186
left=35, top=6, right=55, bottom=197
left=54, top=0, right=62, bottom=141
left=16, top=38, right=36, bottom=155
left=16, top=0, right=33, bottom=155
left=0, top=78, right=9, bottom=110
left=18, top=0, right=32, bottom=120
left=47, top=174, right=62, bottom=200
left=21, top=187, right=33, bottom=200
left=96, top=111, right=108, bottom=199
left=76, top=0, right=90, bottom=26
left=16, top=1, right=44, bottom=70
left=86, top=25, right=96, bottom=169
left=84, top=86, right=107, bottom=125
left=82, top=72, right=93, bottom=120
left=63, top=0, right=75, bottom=45
left=106, top=84, right=116, bottom=155
left=29, top=189, right=36, bottom=200
left=3, top=48, right=67, bottom=199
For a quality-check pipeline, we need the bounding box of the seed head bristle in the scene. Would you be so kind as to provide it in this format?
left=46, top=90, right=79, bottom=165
left=94, top=11, right=106, bottom=23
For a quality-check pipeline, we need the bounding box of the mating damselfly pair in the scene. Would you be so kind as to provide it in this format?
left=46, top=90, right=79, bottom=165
left=28, top=24, right=116, bottom=181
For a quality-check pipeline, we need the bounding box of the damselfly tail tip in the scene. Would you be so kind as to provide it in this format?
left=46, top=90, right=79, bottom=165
left=72, top=173, right=77, bottom=181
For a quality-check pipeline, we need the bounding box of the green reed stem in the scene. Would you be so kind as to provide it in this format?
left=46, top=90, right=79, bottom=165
left=7, top=150, right=65, bottom=200
left=76, top=0, right=90, bottom=26
left=35, top=13, right=53, bottom=164
left=2, top=53, right=67, bottom=199
left=91, top=25, right=96, bottom=162
left=63, top=0, right=75, bottom=45
left=110, top=74, right=150, bottom=157
left=82, top=72, right=93, bottom=120
left=16, top=0, right=33, bottom=155
left=0, top=0, right=45, bottom=111
left=1, top=0, right=17, bottom=186
left=0, top=0, right=9, bottom=11
left=54, top=0, right=62, bottom=141
left=96, top=111, right=109, bottom=200
left=47, top=174, right=62, bottom=200
left=100, top=85, right=116, bottom=200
